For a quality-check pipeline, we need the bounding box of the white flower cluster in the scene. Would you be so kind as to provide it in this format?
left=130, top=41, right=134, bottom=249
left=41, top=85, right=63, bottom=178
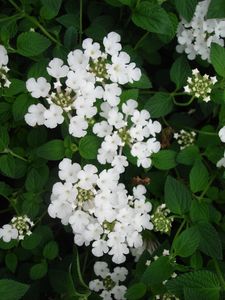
left=184, top=69, right=217, bottom=102
left=0, top=45, right=11, bottom=88
left=176, top=0, right=225, bottom=61
left=48, top=158, right=153, bottom=264
left=0, top=215, right=33, bottom=242
left=174, top=129, right=196, bottom=150
left=94, top=100, right=161, bottom=169
left=89, top=261, right=127, bottom=300
left=24, top=32, right=141, bottom=134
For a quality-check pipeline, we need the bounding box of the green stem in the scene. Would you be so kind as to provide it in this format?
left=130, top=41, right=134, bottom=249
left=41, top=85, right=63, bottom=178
left=213, top=259, right=225, bottom=290
left=173, top=220, right=186, bottom=244
left=8, top=0, right=61, bottom=46
left=79, top=0, right=83, bottom=45
left=134, top=31, right=149, bottom=50
left=185, top=128, right=218, bottom=136
left=173, top=95, right=195, bottom=106
left=198, top=172, right=218, bottom=201
left=1, top=149, right=28, bottom=162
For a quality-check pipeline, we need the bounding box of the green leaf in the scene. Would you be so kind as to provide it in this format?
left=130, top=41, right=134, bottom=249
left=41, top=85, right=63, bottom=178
left=17, top=32, right=51, bottom=57
left=43, top=241, right=59, bottom=260
left=132, top=2, right=174, bottom=37
left=68, top=247, right=91, bottom=298
left=30, top=262, right=48, bottom=280
left=37, top=140, right=65, bottom=160
left=0, top=181, right=12, bottom=198
left=166, top=271, right=221, bottom=300
left=141, top=256, right=173, bottom=286
left=190, top=201, right=210, bottom=223
left=210, top=43, right=225, bottom=77
left=25, top=166, right=49, bottom=192
left=174, top=0, right=198, bottom=22
left=125, top=283, right=147, bottom=300
left=79, top=135, right=101, bottom=160
left=176, top=145, right=200, bottom=166
left=4, top=79, right=26, bottom=96
left=196, top=222, right=222, bottom=259
left=0, top=126, right=9, bottom=151
left=5, top=253, right=18, bottom=273
left=57, top=14, right=79, bottom=28
left=170, top=55, right=191, bottom=89
left=85, top=15, right=114, bottom=41
left=0, top=155, right=27, bottom=179
left=40, top=0, right=62, bottom=19
left=144, top=92, right=173, bottom=118
left=120, top=89, right=139, bottom=103
left=128, top=73, right=152, bottom=89
left=12, top=94, right=35, bottom=121
left=190, top=160, right=209, bottom=193
left=152, top=150, right=177, bottom=170
left=21, top=232, right=42, bottom=250
left=190, top=251, right=203, bottom=270
left=0, top=279, right=29, bottom=300
left=164, top=176, right=192, bottom=215
left=173, top=227, right=200, bottom=257
left=118, top=0, right=136, bottom=7
left=207, top=0, right=225, bottom=18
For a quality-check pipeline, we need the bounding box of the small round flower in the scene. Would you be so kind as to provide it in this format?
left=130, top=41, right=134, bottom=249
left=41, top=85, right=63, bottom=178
left=151, top=204, right=173, bottom=234
left=0, top=224, right=18, bottom=242
left=24, top=103, right=46, bottom=126
left=47, top=58, right=69, bottom=79
left=26, top=77, right=51, bottom=98
left=44, top=104, right=64, bottom=128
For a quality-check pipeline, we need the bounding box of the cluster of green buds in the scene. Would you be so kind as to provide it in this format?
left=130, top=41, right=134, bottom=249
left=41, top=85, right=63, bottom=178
left=88, top=55, right=109, bottom=82
left=49, top=88, right=76, bottom=111
left=11, top=215, right=34, bottom=240
left=174, top=129, right=196, bottom=150
left=155, top=293, right=180, bottom=300
left=184, top=68, right=217, bottom=102
left=0, top=65, right=10, bottom=88
left=151, top=204, right=173, bottom=234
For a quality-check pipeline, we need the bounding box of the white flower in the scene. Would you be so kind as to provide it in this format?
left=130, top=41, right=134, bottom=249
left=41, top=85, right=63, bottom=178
left=44, top=104, right=64, bottom=128
left=89, top=279, right=104, bottom=292
left=108, top=108, right=126, bottom=129
left=92, top=239, right=109, bottom=257
left=47, top=58, right=69, bottom=79
left=103, top=83, right=121, bottom=106
left=93, top=121, right=113, bottom=138
left=26, top=77, right=51, bottom=98
left=111, top=155, right=128, bottom=173
left=94, top=261, right=110, bottom=278
left=24, top=103, right=46, bottom=126
left=0, top=45, right=9, bottom=67
left=219, top=126, right=225, bottom=143
left=58, top=158, right=81, bottom=183
left=82, top=38, right=101, bottom=59
left=122, top=99, right=138, bottom=115
left=69, top=115, right=88, bottom=138
left=103, top=31, right=122, bottom=56
left=0, top=224, right=18, bottom=242
left=77, top=165, right=98, bottom=190
left=89, top=261, right=128, bottom=299
left=67, top=49, right=89, bottom=71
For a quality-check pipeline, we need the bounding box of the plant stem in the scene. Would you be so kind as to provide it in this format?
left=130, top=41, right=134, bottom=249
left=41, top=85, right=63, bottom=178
left=198, top=172, right=218, bottom=201
left=134, top=31, right=149, bottom=50
left=8, top=0, right=61, bottom=46
left=1, top=149, right=28, bottom=162
left=213, top=259, right=225, bottom=290
left=173, top=95, right=195, bottom=106
left=79, top=0, right=83, bottom=45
